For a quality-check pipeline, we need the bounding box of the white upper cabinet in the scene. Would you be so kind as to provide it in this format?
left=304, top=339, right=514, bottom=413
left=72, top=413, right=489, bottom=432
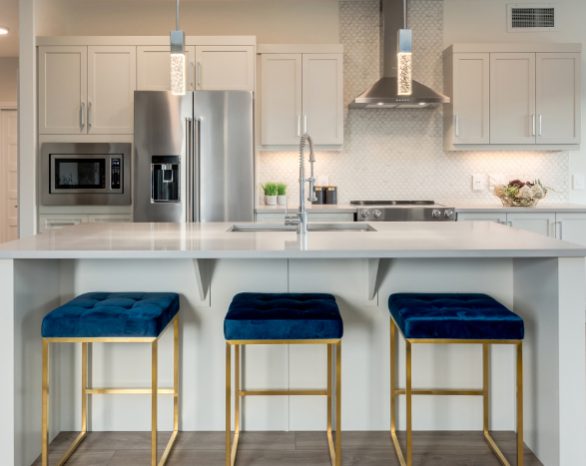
left=260, top=53, right=303, bottom=146
left=446, top=53, right=490, bottom=145
left=536, top=53, right=581, bottom=145
left=137, top=46, right=196, bottom=91
left=39, top=45, right=136, bottom=135
left=259, top=45, right=344, bottom=148
left=444, top=43, right=581, bottom=150
left=302, top=54, right=344, bottom=145
left=195, top=46, right=255, bottom=91
left=38, top=46, right=87, bottom=134
left=490, top=53, right=536, bottom=144
left=88, top=46, right=136, bottom=134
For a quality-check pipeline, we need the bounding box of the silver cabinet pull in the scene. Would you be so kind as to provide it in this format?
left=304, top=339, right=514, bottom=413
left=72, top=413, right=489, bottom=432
left=297, top=115, right=301, bottom=137
left=303, top=114, right=308, bottom=135
left=88, top=101, right=93, bottom=129
left=196, top=62, right=202, bottom=88
left=80, top=102, right=85, bottom=129
left=189, top=61, right=195, bottom=91
left=538, top=114, right=543, bottom=137
left=454, top=114, right=460, bottom=138
left=531, top=114, right=536, bottom=136
left=558, top=220, right=564, bottom=240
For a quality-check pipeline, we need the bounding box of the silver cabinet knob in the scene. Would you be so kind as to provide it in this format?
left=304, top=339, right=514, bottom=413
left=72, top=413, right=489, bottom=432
left=373, top=209, right=382, bottom=219
left=432, top=209, right=442, bottom=218
left=444, top=209, right=455, bottom=219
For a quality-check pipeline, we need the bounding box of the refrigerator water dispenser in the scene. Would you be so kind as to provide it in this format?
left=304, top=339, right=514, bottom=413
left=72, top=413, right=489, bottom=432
left=151, top=156, right=180, bottom=203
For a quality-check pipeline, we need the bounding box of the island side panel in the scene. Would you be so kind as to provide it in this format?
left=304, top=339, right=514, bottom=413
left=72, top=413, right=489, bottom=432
left=0, top=260, right=15, bottom=465
left=513, top=257, right=586, bottom=466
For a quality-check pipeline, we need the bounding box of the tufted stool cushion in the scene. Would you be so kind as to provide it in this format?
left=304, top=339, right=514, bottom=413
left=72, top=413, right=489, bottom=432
left=42, top=292, right=180, bottom=338
left=224, top=292, right=343, bottom=340
left=388, top=293, right=524, bottom=340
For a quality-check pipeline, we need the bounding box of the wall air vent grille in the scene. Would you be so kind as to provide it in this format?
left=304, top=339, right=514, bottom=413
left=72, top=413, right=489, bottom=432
left=508, top=5, right=557, bottom=32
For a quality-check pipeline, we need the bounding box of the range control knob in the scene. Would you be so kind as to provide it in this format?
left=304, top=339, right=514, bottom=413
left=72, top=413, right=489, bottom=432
left=359, top=209, right=370, bottom=220
left=444, top=209, right=456, bottom=219
left=373, top=209, right=383, bottom=219
left=431, top=209, right=442, bottom=219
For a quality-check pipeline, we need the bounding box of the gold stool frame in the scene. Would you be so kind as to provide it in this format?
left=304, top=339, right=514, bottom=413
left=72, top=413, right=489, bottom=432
left=390, top=318, right=524, bottom=466
left=225, top=339, right=342, bottom=466
left=42, top=315, right=180, bottom=466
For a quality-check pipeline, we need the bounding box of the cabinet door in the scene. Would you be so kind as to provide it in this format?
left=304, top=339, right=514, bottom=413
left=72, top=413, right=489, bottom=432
left=87, top=46, right=136, bottom=134
left=137, top=46, right=196, bottom=91
left=456, top=212, right=507, bottom=224
left=302, top=54, right=344, bottom=145
left=507, top=212, right=556, bottom=237
left=260, top=54, right=303, bottom=146
left=38, top=46, right=87, bottom=134
left=452, top=53, right=490, bottom=144
left=195, top=46, right=255, bottom=91
left=555, top=213, right=586, bottom=246
left=536, top=53, right=581, bottom=145
left=490, top=53, right=536, bottom=144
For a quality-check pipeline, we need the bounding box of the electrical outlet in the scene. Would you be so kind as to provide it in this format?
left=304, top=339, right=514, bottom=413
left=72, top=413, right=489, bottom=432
left=573, top=173, right=586, bottom=190
left=472, top=174, right=487, bottom=192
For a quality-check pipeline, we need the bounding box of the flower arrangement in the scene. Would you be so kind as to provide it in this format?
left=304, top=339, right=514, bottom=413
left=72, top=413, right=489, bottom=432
left=493, top=179, right=548, bottom=207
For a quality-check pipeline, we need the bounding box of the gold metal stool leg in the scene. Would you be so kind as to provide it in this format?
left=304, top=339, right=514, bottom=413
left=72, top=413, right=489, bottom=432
left=405, top=340, right=413, bottom=466
left=334, top=342, right=342, bottom=466
left=516, top=342, right=524, bottom=466
left=225, top=343, right=232, bottom=466
left=41, top=341, right=49, bottom=466
left=151, top=340, right=158, bottom=466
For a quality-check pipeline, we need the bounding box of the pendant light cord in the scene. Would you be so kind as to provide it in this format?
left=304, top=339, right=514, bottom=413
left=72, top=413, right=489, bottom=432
left=176, top=0, right=180, bottom=30
left=403, top=0, right=407, bottom=28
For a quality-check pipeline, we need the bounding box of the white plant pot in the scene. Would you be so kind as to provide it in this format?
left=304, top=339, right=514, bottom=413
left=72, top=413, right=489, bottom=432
left=277, top=195, right=287, bottom=206
left=265, top=195, right=277, bottom=206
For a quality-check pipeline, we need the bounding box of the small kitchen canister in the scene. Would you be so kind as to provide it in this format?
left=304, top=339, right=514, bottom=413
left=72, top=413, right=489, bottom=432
left=325, top=186, right=338, bottom=205
left=312, top=186, right=325, bottom=204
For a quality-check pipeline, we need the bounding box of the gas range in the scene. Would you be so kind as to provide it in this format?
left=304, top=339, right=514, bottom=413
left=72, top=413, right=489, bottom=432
left=350, top=200, right=457, bottom=222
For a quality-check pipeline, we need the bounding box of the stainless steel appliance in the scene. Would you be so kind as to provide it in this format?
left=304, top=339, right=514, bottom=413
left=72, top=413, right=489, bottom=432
left=352, top=200, right=457, bottom=221
left=40, top=143, right=131, bottom=206
left=133, top=90, right=254, bottom=222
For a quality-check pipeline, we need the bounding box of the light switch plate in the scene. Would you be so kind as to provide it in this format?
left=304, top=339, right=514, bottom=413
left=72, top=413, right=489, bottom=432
left=472, top=174, right=487, bottom=192
left=573, top=173, right=586, bottom=190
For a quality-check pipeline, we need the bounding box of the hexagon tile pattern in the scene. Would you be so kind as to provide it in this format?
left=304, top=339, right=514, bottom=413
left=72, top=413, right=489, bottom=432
left=256, top=0, right=570, bottom=205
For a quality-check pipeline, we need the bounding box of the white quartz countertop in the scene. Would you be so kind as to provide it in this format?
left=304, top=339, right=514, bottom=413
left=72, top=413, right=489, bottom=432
left=255, top=201, right=586, bottom=214
left=1, top=221, right=585, bottom=259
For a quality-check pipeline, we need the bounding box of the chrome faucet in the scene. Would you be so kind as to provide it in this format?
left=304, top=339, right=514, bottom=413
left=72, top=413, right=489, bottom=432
left=296, top=132, right=317, bottom=234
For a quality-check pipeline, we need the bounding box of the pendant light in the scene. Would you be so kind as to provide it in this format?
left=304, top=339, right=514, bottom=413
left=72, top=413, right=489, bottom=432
left=397, top=0, right=412, bottom=96
left=170, top=0, right=186, bottom=95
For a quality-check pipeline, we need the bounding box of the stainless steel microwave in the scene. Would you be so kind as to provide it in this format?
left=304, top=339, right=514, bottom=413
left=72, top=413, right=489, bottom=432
left=41, top=143, right=131, bottom=206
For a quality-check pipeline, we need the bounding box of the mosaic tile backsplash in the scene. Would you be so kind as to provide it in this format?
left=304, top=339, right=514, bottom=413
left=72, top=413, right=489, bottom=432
left=256, top=0, right=569, bottom=205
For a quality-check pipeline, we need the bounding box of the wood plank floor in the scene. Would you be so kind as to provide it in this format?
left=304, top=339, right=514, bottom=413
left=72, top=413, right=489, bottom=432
left=33, top=431, right=543, bottom=466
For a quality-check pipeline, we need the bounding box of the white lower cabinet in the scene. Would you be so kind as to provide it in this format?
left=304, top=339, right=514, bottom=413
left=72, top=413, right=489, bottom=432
left=256, top=212, right=354, bottom=223
left=39, top=214, right=133, bottom=233
left=458, top=211, right=586, bottom=241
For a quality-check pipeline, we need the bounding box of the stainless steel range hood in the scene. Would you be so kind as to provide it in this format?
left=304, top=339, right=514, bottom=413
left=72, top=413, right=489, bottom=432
left=350, top=0, right=449, bottom=109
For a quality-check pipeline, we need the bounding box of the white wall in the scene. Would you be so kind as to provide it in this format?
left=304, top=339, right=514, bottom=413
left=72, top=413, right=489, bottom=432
left=35, top=0, right=340, bottom=44
left=0, top=58, right=18, bottom=102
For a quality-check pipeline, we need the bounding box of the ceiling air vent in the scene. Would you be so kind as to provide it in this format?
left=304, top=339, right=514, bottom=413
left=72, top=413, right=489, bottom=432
left=508, top=4, right=557, bottom=32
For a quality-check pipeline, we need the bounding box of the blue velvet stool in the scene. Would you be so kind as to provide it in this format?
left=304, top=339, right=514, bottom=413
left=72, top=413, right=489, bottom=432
left=388, top=293, right=525, bottom=466
left=41, top=292, right=181, bottom=466
left=224, top=293, right=343, bottom=466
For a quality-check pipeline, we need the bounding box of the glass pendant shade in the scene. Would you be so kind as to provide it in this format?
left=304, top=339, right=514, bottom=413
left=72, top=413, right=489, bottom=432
left=397, top=29, right=413, bottom=96
left=170, top=52, right=186, bottom=96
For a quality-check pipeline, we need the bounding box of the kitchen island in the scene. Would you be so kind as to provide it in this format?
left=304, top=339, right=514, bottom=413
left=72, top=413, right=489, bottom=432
left=0, top=221, right=585, bottom=466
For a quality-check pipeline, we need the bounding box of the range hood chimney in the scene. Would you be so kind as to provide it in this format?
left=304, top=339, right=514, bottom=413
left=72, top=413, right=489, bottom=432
left=350, top=0, right=449, bottom=109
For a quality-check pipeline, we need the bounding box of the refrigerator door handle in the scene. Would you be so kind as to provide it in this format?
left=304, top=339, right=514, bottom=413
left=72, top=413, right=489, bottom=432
left=185, top=117, right=193, bottom=222
left=193, top=118, right=202, bottom=223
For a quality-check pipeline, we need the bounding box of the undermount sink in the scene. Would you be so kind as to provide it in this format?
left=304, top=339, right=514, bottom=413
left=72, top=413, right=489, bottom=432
left=228, top=223, right=377, bottom=233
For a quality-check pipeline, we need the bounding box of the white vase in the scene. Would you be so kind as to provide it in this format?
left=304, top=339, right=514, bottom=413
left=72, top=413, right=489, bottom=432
left=277, top=195, right=287, bottom=206
left=265, top=195, right=277, bottom=206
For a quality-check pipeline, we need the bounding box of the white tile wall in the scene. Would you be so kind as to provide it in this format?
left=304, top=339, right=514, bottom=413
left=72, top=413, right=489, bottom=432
left=256, top=0, right=570, bottom=205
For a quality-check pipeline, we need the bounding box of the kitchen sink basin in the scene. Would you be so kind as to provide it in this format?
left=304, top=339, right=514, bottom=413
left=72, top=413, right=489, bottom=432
left=228, top=223, right=376, bottom=233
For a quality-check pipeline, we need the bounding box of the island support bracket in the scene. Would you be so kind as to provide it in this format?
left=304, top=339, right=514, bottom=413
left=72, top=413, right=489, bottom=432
left=192, top=259, right=214, bottom=301
left=368, top=259, right=388, bottom=301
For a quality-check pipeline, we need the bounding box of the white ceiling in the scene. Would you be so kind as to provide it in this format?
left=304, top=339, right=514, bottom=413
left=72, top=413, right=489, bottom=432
left=0, top=0, right=17, bottom=57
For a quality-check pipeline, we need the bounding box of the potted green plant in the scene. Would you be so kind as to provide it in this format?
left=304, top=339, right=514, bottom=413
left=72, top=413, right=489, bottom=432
left=276, top=183, right=287, bottom=206
left=262, top=182, right=278, bottom=205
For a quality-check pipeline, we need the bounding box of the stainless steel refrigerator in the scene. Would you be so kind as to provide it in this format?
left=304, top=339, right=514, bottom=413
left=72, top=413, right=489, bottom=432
left=133, top=90, right=254, bottom=222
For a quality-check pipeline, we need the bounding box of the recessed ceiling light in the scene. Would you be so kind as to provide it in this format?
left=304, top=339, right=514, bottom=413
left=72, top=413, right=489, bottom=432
left=0, top=27, right=9, bottom=36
